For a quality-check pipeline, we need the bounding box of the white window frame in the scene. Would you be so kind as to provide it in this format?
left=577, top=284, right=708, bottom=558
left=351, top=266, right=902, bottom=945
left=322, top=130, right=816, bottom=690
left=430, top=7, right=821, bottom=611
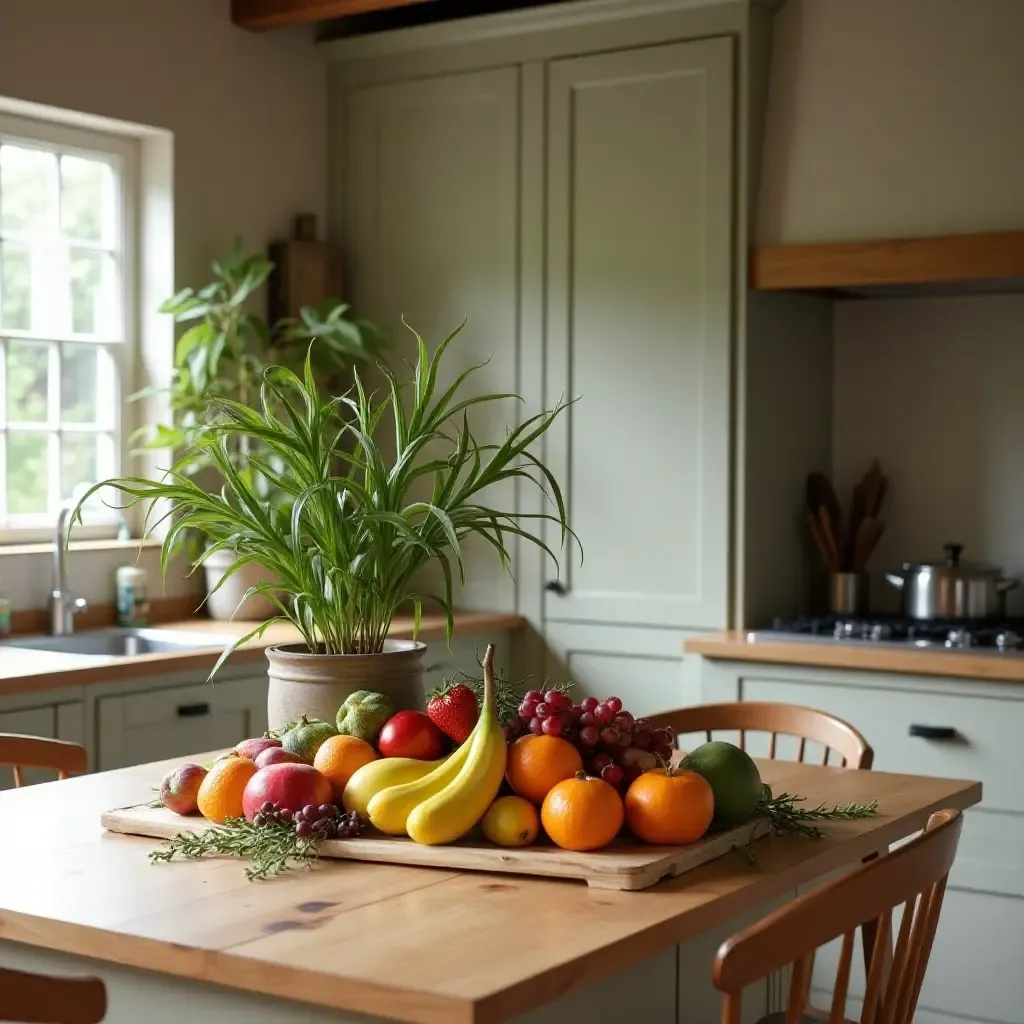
left=0, top=110, right=139, bottom=544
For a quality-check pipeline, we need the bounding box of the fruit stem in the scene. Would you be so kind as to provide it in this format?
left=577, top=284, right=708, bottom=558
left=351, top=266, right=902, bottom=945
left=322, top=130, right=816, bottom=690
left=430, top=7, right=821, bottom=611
left=481, top=644, right=496, bottom=720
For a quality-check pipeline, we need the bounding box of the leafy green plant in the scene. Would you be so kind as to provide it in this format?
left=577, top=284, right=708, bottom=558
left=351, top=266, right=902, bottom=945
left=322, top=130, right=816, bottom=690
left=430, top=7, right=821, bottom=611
left=74, top=322, right=573, bottom=677
left=138, top=238, right=383, bottom=465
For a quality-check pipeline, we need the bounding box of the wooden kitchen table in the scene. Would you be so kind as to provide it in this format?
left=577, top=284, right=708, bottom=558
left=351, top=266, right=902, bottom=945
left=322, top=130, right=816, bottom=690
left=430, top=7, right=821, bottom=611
left=0, top=756, right=980, bottom=1024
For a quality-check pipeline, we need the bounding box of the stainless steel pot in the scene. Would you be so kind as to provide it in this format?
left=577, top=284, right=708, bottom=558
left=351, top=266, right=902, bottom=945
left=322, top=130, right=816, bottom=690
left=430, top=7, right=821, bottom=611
left=885, top=542, right=1019, bottom=619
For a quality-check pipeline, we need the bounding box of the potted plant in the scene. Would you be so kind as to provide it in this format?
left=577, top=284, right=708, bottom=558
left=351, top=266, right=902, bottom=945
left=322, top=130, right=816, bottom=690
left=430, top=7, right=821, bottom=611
left=76, top=322, right=571, bottom=729
left=137, top=238, right=382, bottom=620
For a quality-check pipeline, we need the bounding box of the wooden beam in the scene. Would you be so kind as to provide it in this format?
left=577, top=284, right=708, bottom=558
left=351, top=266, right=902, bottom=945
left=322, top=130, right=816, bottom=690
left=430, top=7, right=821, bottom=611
left=231, top=0, right=434, bottom=31
left=750, top=230, right=1024, bottom=292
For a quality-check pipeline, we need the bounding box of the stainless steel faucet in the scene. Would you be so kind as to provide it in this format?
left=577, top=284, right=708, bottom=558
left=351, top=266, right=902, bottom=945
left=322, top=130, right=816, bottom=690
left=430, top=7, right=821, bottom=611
left=51, top=507, right=88, bottom=635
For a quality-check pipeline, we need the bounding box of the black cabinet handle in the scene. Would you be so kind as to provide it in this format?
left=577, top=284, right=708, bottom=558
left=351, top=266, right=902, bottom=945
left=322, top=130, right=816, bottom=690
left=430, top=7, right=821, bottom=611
left=177, top=702, right=211, bottom=718
left=909, top=724, right=957, bottom=741
left=544, top=580, right=566, bottom=596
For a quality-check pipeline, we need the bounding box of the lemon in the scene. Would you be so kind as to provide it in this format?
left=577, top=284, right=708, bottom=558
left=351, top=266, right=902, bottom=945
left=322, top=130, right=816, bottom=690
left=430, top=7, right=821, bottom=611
left=481, top=795, right=540, bottom=847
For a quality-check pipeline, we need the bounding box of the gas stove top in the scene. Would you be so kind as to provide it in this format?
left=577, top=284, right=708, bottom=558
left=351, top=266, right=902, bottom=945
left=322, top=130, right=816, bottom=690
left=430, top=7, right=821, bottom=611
left=747, top=615, right=1024, bottom=653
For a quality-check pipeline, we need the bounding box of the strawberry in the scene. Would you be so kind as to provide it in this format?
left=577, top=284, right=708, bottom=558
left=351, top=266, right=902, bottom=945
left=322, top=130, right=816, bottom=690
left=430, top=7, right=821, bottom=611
left=426, top=680, right=479, bottom=743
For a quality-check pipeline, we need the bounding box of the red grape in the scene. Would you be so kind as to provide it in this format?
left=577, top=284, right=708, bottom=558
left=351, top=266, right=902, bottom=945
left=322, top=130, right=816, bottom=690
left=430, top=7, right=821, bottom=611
left=578, top=725, right=600, bottom=747
left=535, top=702, right=552, bottom=718
left=606, top=697, right=623, bottom=714
left=524, top=689, right=544, bottom=704
left=519, top=699, right=538, bottom=721
left=654, top=744, right=674, bottom=761
left=595, top=703, right=615, bottom=724
left=580, top=696, right=599, bottom=713
left=529, top=716, right=545, bottom=736
left=542, top=716, right=564, bottom=737
left=592, top=752, right=614, bottom=772
left=296, top=821, right=312, bottom=838
left=651, top=727, right=674, bottom=747
left=600, top=763, right=624, bottom=787
left=302, top=804, right=319, bottom=821
left=600, top=726, right=621, bottom=747
left=632, top=725, right=653, bottom=749
left=613, top=711, right=634, bottom=729
left=579, top=711, right=598, bottom=728
left=543, top=689, right=561, bottom=706
left=567, top=705, right=584, bottom=723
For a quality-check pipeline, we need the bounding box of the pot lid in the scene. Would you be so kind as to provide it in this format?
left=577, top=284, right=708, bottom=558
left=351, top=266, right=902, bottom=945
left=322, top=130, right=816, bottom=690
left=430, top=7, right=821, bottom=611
left=900, top=543, right=1002, bottom=576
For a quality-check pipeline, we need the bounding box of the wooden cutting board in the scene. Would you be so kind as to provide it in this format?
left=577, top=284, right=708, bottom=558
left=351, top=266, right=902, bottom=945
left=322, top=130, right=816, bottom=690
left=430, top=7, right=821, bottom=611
left=101, top=803, right=770, bottom=891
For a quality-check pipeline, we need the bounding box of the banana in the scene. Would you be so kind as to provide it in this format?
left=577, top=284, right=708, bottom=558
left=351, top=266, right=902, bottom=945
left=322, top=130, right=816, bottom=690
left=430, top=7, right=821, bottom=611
left=342, top=755, right=446, bottom=817
left=406, top=644, right=507, bottom=846
left=367, top=735, right=475, bottom=835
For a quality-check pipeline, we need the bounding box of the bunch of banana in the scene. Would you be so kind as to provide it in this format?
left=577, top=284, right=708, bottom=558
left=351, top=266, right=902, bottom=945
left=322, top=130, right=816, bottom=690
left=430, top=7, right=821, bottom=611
left=364, top=644, right=507, bottom=845
left=342, top=755, right=446, bottom=817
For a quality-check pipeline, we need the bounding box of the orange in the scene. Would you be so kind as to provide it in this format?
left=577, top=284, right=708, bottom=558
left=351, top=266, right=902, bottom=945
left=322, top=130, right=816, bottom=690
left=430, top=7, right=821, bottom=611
left=541, top=772, right=624, bottom=852
left=313, top=734, right=378, bottom=800
left=196, top=754, right=258, bottom=824
left=506, top=735, right=583, bottom=806
left=482, top=796, right=540, bottom=847
left=624, top=766, right=714, bottom=845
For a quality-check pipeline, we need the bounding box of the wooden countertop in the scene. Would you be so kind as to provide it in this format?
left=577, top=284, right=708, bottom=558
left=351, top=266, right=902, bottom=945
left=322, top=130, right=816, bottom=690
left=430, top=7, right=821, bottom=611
left=0, top=755, right=980, bottom=1024
left=0, top=612, right=524, bottom=696
left=685, top=630, right=1024, bottom=683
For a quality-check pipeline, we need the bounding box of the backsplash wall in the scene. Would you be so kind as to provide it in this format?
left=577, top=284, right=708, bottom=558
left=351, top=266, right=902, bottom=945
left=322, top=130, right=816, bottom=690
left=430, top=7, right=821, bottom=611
left=832, top=293, right=1024, bottom=616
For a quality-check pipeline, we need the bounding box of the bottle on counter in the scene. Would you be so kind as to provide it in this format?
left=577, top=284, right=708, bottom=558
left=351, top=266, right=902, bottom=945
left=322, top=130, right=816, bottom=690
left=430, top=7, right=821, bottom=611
left=0, top=598, right=10, bottom=639
left=116, top=566, right=149, bottom=627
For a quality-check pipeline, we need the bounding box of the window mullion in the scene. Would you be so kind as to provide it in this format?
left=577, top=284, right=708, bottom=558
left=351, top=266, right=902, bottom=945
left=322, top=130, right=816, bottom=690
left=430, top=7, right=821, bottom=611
left=48, top=341, right=60, bottom=513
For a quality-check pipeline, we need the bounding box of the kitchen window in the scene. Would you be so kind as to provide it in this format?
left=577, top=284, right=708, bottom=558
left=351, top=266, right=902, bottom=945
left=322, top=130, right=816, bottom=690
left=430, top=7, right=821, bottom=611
left=0, top=112, right=136, bottom=539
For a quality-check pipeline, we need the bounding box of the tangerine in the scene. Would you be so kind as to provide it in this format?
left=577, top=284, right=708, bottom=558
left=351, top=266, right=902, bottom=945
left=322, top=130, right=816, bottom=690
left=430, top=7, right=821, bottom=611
left=541, top=771, right=624, bottom=852
left=624, top=766, right=714, bottom=845
left=196, top=754, right=258, bottom=823
left=482, top=796, right=540, bottom=847
left=313, top=734, right=378, bottom=800
left=506, top=735, right=583, bottom=806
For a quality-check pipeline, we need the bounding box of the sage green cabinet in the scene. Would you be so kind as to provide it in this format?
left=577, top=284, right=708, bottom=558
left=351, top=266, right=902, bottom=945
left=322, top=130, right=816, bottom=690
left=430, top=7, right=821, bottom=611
left=542, top=38, right=734, bottom=633
left=96, top=676, right=268, bottom=771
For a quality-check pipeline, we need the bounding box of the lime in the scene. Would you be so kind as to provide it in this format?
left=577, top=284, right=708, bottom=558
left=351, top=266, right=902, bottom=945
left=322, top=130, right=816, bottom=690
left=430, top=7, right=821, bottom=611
left=482, top=795, right=540, bottom=847
left=680, top=741, right=763, bottom=826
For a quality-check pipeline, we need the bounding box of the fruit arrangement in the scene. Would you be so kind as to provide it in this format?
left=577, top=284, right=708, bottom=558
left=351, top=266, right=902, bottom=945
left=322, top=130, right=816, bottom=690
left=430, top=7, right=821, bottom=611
left=151, top=641, right=879, bottom=881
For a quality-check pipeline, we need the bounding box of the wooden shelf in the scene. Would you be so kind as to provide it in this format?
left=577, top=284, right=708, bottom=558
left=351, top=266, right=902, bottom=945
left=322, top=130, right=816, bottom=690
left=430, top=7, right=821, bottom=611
left=751, top=230, right=1024, bottom=294
left=231, top=0, right=433, bottom=30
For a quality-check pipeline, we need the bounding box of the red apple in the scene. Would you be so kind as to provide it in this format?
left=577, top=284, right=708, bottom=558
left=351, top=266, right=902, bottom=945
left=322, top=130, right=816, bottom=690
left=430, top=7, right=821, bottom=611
left=254, top=746, right=303, bottom=769
left=377, top=710, right=446, bottom=760
left=159, top=763, right=208, bottom=815
left=241, top=763, right=333, bottom=821
left=234, top=736, right=282, bottom=761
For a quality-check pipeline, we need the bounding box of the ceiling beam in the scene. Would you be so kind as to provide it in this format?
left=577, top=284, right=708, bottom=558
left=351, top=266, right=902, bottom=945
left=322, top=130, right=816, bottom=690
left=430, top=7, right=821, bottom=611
left=232, top=0, right=435, bottom=31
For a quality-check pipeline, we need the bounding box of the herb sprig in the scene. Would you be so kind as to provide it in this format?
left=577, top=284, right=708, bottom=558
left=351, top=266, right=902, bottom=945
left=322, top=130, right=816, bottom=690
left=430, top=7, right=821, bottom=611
left=150, top=817, right=319, bottom=881
left=757, top=792, right=879, bottom=838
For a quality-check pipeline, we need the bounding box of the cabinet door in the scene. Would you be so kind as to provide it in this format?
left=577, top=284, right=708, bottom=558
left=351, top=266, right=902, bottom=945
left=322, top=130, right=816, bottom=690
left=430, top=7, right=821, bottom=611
left=97, top=677, right=268, bottom=771
left=345, top=68, right=521, bottom=613
left=544, top=38, right=734, bottom=630
left=545, top=623, right=704, bottom=719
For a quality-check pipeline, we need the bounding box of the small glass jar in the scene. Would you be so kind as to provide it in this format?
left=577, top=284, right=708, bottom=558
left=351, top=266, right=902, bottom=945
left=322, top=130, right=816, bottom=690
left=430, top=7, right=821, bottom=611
left=116, top=566, right=150, bottom=627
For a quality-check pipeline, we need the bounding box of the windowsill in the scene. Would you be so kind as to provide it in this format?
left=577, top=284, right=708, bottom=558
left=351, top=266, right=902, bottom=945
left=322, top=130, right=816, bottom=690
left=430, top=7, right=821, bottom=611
left=0, top=537, right=162, bottom=557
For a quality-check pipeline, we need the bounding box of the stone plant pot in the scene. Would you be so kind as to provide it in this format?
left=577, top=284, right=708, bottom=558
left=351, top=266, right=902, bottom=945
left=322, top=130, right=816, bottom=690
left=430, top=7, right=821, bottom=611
left=265, top=639, right=426, bottom=732
left=202, top=549, right=280, bottom=622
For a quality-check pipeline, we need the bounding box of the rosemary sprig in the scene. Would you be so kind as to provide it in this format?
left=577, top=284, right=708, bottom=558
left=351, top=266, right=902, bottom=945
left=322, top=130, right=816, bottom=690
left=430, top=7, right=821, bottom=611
left=757, top=792, right=879, bottom=838
left=150, top=817, right=319, bottom=881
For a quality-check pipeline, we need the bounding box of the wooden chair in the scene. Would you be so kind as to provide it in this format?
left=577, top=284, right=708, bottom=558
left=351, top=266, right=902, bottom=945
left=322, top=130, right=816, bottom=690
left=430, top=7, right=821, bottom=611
left=0, top=734, right=88, bottom=788
left=647, top=702, right=874, bottom=769
left=0, top=966, right=106, bottom=1023
left=714, top=808, right=963, bottom=1024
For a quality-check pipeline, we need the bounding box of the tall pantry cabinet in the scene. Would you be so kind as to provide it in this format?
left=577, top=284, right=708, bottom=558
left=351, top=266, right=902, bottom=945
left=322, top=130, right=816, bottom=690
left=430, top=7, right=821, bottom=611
left=327, top=0, right=793, bottom=709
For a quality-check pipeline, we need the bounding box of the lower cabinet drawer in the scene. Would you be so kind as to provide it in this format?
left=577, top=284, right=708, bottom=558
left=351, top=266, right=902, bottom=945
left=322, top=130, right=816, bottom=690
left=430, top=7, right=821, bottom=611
left=740, top=676, right=1024, bottom=815
left=97, top=677, right=267, bottom=771
left=812, top=886, right=1024, bottom=1024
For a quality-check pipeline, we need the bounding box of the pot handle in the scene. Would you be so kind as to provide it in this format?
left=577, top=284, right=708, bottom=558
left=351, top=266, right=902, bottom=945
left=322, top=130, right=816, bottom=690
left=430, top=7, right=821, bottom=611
left=996, top=578, right=1020, bottom=594
left=885, top=573, right=905, bottom=590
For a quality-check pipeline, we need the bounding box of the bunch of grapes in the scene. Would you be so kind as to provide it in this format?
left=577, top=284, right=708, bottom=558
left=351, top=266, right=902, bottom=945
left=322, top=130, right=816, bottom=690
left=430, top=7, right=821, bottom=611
left=252, top=801, right=369, bottom=840
left=513, top=691, right=676, bottom=792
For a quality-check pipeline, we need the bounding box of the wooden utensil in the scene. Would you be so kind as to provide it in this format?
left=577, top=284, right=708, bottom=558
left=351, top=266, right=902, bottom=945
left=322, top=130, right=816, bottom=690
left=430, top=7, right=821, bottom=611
left=807, top=512, right=836, bottom=572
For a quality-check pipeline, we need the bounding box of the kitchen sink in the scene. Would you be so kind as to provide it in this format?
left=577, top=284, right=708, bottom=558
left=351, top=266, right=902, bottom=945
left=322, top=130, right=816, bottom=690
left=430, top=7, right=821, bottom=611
left=0, top=627, right=232, bottom=658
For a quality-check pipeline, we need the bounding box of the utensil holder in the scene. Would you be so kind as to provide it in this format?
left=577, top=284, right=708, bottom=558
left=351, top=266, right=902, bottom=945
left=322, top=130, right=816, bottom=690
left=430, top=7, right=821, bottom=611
left=829, top=572, right=869, bottom=615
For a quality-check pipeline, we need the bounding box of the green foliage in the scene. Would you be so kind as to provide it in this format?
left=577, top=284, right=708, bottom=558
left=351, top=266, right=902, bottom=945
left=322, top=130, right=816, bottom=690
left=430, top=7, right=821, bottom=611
left=74, top=321, right=573, bottom=676
left=135, top=236, right=384, bottom=472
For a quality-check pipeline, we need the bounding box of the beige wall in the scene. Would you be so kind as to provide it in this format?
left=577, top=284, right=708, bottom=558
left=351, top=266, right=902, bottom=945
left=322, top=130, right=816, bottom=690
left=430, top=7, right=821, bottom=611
left=1, top=0, right=327, bottom=285
left=832, top=294, right=1024, bottom=616
left=0, top=0, right=325, bottom=610
left=758, top=0, right=1024, bottom=243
